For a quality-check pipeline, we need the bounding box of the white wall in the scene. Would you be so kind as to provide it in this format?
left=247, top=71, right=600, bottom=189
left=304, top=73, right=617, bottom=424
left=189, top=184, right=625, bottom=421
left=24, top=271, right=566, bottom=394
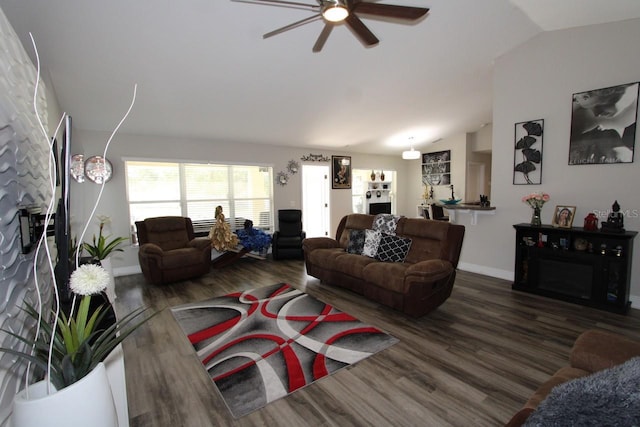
left=70, top=130, right=412, bottom=270
left=458, top=19, right=640, bottom=304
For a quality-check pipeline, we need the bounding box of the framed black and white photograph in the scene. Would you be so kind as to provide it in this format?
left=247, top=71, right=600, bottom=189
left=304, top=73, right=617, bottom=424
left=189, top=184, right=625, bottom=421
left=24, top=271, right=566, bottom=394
left=513, top=119, right=544, bottom=185
left=331, top=155, right=351, bottom=189
left=552, top=205, right=576, bottom=228
left=421, top=150, right=451, bottom=186
left=569, top=82, right=639, bottom=165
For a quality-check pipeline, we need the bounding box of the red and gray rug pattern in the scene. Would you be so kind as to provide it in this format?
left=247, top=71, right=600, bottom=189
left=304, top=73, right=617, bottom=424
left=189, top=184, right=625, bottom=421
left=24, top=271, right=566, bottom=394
left=171, top=283, right=398, bottom=417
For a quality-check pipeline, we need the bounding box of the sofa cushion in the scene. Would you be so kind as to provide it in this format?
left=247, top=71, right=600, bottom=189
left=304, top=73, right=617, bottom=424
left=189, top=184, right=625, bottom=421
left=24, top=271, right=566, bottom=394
left=362, top=229, right=382, bottom=257
left=160, top=247, right=207, bottom=269
left=399, top=219, right=451, bottom=264
left=347, top=229, right=366, bottom=254
left=362, top=262, right=409, bottom=293
left=376, top=234, right=412, bottom=263
left=333, top=253, right=379, bottom=277
left=338, top=214, right=376, bottom=247
left=570, top=329, right=640, bottom=373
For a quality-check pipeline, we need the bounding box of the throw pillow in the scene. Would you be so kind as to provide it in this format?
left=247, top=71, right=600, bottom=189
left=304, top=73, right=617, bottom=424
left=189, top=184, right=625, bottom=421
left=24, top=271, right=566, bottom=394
left=376, top=234, right=412, bottom=263
left=362, top=229, right=382, bottom=258
left=524, top=357, right=640, bottom=427
left=346, top=229, right=366, bottom=255
left=373, top=214, right=401, bottom=235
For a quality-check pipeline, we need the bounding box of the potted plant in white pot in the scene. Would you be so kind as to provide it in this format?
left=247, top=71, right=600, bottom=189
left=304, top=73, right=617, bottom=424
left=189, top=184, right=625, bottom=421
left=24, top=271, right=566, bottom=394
left=1, top=263, right=156, bottom=427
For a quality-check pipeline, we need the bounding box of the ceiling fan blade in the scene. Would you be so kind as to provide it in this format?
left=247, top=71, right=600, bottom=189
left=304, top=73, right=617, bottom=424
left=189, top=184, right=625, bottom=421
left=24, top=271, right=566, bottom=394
left=263, top=14, right=323, bottom=39
left=345, top=14, right=379, bottom=46
left=312, top=24, right=333, bottom=52
left=352, top=2, right=429, bottom=20
left=231, top=0, right=319, bottom=12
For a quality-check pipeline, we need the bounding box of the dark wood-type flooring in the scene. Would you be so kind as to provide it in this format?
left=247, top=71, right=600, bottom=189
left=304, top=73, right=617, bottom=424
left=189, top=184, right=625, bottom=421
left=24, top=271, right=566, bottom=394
left=115, top=258, right=640, bottom=427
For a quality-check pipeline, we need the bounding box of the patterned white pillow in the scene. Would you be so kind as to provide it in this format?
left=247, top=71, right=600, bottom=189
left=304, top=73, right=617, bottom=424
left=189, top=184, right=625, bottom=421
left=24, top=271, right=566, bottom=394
left=362, top=229, right=382, bottom=258
left=373, top=214, right=401, bottom=235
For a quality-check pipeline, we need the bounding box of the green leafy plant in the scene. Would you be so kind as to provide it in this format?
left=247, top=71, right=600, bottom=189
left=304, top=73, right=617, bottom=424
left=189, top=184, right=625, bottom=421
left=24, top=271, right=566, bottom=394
left=0, top=264, right=156, bottom=390
left=83, top=216, right=128, bottom=260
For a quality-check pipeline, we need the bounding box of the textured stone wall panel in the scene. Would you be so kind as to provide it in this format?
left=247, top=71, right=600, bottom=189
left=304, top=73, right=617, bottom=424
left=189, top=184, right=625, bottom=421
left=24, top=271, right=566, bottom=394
left=0, top=7, right=52, bottom=424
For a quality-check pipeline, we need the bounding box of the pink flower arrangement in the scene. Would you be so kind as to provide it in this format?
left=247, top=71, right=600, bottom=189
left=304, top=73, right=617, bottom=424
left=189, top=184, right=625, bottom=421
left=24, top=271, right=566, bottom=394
left=522, top=191, right=550, bottom=209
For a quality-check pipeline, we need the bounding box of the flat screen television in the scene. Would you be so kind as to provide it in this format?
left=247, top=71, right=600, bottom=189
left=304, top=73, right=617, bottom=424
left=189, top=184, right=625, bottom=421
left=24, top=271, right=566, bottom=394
left=54, top=115, right=72, bottom=302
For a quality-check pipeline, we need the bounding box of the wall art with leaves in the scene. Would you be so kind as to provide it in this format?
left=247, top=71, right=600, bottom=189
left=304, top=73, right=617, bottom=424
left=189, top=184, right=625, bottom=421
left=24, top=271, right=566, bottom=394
left=513, top=119, right=544, bottom=185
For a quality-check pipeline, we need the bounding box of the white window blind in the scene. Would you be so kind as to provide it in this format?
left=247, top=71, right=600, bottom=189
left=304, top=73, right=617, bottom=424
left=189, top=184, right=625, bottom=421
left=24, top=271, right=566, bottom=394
left=125, top=161, right=274, bottom=232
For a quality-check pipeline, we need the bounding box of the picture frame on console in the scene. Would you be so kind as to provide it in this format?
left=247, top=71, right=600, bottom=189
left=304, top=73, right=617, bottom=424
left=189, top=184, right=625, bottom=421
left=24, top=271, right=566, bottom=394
left=552, top=205, right=576, bottom=228
left=331, top=155, right=351, bottom=189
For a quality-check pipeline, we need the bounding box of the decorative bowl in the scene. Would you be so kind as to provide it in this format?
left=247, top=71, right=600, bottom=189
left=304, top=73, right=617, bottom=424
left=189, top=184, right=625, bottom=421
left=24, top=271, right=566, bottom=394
left=440, top=199, right=462, bottom=205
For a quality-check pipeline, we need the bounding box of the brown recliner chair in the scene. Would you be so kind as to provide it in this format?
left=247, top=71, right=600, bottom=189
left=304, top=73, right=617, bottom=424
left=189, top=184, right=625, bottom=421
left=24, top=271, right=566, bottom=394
left=136, top=216, right=211, bottom=285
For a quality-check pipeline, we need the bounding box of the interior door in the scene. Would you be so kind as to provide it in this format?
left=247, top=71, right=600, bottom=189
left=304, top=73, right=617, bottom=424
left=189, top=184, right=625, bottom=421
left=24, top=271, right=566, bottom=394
left=302, top=165, right=330, bottom=237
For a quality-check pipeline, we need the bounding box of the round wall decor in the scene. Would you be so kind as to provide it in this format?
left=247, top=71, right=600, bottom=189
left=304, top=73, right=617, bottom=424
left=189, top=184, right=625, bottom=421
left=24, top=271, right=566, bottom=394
left=84, top=156, right=113, bottom=184
left=70, top=154, right=85, bottom=183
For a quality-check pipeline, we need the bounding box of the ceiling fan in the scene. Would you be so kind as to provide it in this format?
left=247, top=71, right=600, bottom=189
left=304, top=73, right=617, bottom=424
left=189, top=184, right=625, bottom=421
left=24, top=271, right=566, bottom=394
left=231, top=0, right=429, bottom=52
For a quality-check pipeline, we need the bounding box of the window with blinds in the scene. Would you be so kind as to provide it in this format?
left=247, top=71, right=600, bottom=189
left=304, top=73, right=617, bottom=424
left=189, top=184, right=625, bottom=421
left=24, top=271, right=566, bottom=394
left=125, top=161, right=274, bottom=233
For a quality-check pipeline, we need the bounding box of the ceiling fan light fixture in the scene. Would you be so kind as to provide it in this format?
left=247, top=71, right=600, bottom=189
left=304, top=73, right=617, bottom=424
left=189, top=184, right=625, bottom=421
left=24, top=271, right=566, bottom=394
left=322, top=1, right=349, bottom=22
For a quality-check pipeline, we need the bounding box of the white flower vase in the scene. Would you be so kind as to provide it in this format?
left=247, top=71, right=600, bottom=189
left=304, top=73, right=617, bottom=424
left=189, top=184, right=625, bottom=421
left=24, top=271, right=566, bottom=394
left=11, top=362, right=118, bottom=427
left=100, top=257, right=117, bottom=301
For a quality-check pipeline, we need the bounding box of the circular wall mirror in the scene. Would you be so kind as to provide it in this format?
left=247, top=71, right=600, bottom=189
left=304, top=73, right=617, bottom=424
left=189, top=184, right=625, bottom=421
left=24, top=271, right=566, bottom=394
left=84, top=156, right=113, bottom=184
left=70, top=154, right=85, bottom=183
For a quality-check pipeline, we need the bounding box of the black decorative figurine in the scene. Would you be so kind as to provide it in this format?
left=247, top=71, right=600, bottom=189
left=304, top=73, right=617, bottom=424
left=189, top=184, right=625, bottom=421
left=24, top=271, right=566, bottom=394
left=601, top=200, right=625, bottom=233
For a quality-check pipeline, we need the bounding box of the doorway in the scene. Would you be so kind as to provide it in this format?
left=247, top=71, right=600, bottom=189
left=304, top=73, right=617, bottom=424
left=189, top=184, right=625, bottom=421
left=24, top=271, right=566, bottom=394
left=302, top=165, right=330, bottom=237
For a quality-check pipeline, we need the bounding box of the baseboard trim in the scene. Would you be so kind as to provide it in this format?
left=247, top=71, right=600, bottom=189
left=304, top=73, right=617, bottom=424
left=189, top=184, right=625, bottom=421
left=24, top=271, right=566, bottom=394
left=458, top=262, right=513, bottom=282
left=116, top=262, right=635, bottom=309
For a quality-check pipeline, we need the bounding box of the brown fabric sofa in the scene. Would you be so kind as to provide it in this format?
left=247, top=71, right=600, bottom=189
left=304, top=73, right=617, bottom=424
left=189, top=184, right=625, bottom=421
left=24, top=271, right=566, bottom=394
left=505, top=329, right=640, bottom=426
left=136, top=216, right=212, bottom=285
left=302, top=214, right=465, bottom=317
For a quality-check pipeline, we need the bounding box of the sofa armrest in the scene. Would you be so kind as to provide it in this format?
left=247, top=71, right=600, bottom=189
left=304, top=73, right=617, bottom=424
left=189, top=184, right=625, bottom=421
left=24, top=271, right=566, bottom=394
left=405, top=259, right=454, bottom=282
left=139, top=243, right=164, bottom=256
left=190, top=237, right=212, bottom=251
left=570, top=329, right=640, bottom=373
left=302, top=237, right=339, bottom=252
left=504, top=408, right=534, bottom=427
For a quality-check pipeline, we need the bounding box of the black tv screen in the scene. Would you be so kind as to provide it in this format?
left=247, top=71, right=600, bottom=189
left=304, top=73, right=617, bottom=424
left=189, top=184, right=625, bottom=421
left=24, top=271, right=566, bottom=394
left=54, top=115, right=72, bottom=302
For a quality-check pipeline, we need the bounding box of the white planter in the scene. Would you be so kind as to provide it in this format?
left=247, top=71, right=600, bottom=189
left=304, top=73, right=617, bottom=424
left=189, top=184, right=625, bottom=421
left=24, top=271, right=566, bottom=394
left=100, top=257, right=117, bottom=301
left=11, top=362, right=118, bottom=427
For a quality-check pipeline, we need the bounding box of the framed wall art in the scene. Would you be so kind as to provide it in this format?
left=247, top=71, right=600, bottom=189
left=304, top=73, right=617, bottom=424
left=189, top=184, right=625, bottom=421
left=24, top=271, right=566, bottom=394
left=513, top=119, right=543, bottom=185
left=421, top=150, right=451, bottom=186
left=569, top=82, right=639, bottom=165
left=331, top=155, right=351, bottom=189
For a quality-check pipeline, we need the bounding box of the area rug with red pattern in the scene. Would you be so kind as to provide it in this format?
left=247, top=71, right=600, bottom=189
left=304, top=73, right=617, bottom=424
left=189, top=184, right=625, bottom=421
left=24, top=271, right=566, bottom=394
left=171, top=283, right=398, bottom=418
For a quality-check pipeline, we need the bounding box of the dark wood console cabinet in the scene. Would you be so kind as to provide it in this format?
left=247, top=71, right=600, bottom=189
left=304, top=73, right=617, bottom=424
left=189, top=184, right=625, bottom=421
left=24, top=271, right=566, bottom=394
left=513, top=223, right=637, bottom=314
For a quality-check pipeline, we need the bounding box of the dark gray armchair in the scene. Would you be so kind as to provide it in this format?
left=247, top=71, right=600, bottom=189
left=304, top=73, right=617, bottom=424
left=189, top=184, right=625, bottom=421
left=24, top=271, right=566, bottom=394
left=272, top=209, right=305, bottom=260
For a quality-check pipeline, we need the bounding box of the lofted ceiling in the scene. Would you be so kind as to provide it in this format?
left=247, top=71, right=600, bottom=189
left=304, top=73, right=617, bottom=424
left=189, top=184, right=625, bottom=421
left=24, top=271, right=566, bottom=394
left=2, top=0, right=640, bottom=156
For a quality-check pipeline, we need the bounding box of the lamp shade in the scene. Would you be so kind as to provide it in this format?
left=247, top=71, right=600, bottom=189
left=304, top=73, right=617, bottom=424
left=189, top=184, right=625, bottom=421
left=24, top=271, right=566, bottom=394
left=402, top=148, right=421, bottom=160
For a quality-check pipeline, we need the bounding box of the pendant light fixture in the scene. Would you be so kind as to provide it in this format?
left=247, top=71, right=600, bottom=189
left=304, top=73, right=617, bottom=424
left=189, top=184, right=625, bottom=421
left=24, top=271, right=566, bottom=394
left=402, top=137, right=421, bottom=160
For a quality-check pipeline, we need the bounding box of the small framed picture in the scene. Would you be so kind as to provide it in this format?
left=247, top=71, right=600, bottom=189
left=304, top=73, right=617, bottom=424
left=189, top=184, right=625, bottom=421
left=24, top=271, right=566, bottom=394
left=331, top=155, right=351, bottom=189
left=552, top=205, right=576, bottom=228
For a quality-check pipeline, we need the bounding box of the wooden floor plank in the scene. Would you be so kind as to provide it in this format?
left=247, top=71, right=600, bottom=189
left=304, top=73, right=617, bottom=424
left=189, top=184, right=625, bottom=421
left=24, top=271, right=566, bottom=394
left=115, top=259, right=640, bottom=426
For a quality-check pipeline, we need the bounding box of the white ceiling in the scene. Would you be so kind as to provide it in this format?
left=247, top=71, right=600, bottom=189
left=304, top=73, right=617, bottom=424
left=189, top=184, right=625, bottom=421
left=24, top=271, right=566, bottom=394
left=2, top=0, right=640, bottom=155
